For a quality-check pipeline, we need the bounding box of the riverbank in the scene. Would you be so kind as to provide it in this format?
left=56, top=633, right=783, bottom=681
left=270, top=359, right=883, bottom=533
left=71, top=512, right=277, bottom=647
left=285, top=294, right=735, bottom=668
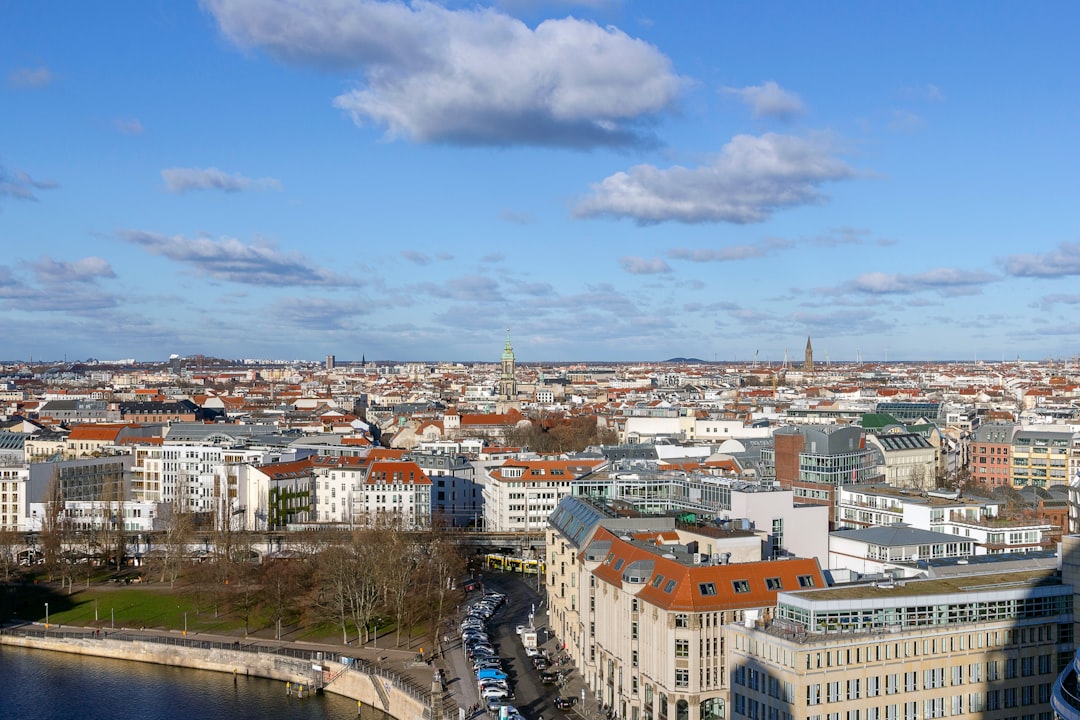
left=0, top=623, right=453, bottom=720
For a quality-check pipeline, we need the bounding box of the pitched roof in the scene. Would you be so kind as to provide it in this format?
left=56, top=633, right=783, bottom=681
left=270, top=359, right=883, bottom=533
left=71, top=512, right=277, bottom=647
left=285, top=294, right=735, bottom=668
left=586, top=526, right=825, bottom=612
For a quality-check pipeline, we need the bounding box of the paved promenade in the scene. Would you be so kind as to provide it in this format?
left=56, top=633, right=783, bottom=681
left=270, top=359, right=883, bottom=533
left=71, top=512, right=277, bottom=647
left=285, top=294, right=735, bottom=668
left=1, top=572, right=592, bottom=720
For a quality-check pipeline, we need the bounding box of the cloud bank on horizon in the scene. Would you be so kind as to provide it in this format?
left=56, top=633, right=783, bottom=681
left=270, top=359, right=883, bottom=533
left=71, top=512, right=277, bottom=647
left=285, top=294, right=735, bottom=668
left=1, top=0, right=1078, bottom=363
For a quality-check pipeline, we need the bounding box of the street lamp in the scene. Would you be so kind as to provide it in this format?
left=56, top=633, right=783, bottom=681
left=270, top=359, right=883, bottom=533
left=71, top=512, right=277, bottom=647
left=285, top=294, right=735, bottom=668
left=44, top=602, right=49, bottom=629
left=184, top=612, right=188, bottom=636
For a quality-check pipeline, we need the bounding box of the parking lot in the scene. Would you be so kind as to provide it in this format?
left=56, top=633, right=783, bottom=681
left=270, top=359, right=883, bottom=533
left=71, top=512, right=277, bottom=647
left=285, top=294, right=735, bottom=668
left=443, top=572, right=585, bottom=720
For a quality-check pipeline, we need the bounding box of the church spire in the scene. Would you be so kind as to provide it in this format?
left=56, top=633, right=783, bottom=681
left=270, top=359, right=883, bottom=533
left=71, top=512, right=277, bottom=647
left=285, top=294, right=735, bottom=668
left=499, top=328, right=517, bottom=400
left=804, top=336, right=814, bottom=372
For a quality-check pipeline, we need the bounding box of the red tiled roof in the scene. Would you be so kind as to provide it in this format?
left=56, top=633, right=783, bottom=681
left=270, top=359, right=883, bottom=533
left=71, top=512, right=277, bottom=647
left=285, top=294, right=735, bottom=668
left=587, top=526, right=825, bottom=612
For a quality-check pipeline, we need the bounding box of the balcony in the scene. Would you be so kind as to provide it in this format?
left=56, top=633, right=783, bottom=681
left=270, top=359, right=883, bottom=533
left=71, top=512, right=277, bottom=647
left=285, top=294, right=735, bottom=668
left=1053, top=647, right=1080, bottom=720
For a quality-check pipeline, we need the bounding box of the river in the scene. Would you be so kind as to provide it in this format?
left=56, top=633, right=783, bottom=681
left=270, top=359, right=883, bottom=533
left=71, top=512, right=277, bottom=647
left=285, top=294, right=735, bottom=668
left=0, top=644, right=359, bottom=720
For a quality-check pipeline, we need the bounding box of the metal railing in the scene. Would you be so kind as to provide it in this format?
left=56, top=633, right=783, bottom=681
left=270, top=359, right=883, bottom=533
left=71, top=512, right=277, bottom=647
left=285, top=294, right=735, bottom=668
left=0, top=625, right=434, bottom=708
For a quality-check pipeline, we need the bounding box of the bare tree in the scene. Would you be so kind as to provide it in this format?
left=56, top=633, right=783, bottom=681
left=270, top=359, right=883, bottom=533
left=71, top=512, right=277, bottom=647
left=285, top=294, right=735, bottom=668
left=313, top=544, right=354, bottom=643
left=40, top=468, right=73, bottom=590
left=0, top=529, right=21, bottom=583
left=155, top=494, right=194, bottom=586
left=258, top=558, right=311, bottom=640
left=417, top=523, right=465, bottom=654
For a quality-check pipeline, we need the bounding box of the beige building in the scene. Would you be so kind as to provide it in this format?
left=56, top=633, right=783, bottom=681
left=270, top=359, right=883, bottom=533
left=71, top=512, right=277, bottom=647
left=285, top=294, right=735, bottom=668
left=547, top=497, right=826, bottom=720
left=725, top=568, right=1070, bottom=720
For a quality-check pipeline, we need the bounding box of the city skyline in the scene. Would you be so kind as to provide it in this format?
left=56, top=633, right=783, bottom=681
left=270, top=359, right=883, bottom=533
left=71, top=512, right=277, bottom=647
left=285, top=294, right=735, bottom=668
left=2, top=2, right=1079, bottom=364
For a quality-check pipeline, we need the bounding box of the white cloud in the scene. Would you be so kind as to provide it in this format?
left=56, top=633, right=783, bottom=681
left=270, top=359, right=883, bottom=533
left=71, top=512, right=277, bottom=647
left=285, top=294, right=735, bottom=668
left=724, top=81, right=805, bottom=120
left=30, top=256, right=115, bottom=284
left=574, top=132, right=853, bottom=224
left=205, top=0, right=682, bottom=147
left=0, top=165, right=59, bottom=203
left=848, top=268, right=998, bottom=295
left=619, top=256, right=671, bottom=274
left=7, top=66, right=53, bottom=88
left=118, top=229, right=358, bottom=286
left=161, top=167, right=282, bottom=194
left=1001, top=242, right=1080, bottom=278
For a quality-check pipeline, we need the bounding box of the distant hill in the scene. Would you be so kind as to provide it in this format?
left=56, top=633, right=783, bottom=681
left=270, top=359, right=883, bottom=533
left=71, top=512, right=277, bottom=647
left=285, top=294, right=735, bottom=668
left=664, top=357, right=709, bottom=364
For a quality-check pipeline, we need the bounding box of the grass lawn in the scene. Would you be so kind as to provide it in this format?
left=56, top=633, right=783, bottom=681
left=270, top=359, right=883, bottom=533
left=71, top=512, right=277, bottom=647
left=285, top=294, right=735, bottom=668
left=4, top=581, right=392, bottom=646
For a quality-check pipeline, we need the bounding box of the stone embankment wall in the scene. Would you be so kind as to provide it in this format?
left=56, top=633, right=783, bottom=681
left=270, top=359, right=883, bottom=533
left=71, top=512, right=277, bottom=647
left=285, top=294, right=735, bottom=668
left=0, top=633, right=431, bottom=720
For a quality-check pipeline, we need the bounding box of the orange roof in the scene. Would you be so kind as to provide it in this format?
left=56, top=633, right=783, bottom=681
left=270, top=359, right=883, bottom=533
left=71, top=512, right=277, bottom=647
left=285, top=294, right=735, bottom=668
left=254, top=456, right=316, bottom=480
left=67, top=424, right=133, bottom=441
left=494, top=458, right=605, bottom=481
left=587, top=526, right=825, bottom=612
left=365, top=460, right=431, bottom=485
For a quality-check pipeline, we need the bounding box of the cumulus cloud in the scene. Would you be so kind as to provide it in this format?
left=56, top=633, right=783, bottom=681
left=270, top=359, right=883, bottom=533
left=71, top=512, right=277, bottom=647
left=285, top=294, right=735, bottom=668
left=7, top=66, right=53, bottom=88
left=724, top=81, right=805, bottom=120
left=847, top=268, right=998, bottom=295
left=573, top=132, right=853, bottom=224
left=619, top=256, right=670, bottom=274
left=118, top=229, right=359, bottom=286
left=668, top=238, right=793, bottom=262
left=29, top=256, right=115, bottom=284
left=114, top=118, right=145, bottom=135
left=205, top=0, right=682, bottom=147
left=1001, top=242, right=1080, bottom=278
left=161, top=167, right=282, bottom=194
left=0, top=165, right=59, bottom=203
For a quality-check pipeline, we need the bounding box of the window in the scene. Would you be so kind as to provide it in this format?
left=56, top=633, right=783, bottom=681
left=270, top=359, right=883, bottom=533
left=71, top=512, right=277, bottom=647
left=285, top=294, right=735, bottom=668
left=632, top=650, right=639, bottom=667
left=798, top=575, right=815, bottom=588
left=675, top=614, right=689, bottom=628
left=675, top=640, right=689, bottom=658
left=652, top=574, right=665, bottom=588
left=664, top=580, right=676, bottom=593
left=732, top=580, right=750, bottom=593
left=765, top=577, right=783, bottom=590
left=699, top=582, right=718, bottom=596
left=675, top=669, right=689, bottom=688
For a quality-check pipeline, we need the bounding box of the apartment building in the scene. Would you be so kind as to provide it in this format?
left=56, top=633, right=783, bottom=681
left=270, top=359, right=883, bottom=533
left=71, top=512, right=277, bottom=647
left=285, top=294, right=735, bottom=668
left=0, top=465, right=28, bottom=531
left=572, top=463, right=829, bottom=565
left=726, top=568, right=1071, bottom=720
left=764, top=425, right=882, bottom=526
left=1011, top=428, right=1075, bottom=489
left=834, top=484, right=1056, bottom=554
left=547, top=496, right=826, bottom=720
left=484, top=458, right=605, bottom=532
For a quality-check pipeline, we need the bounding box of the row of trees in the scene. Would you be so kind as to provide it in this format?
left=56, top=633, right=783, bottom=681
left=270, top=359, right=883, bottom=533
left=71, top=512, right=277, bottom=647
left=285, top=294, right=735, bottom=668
left=169, top=525, right=466, bottom=648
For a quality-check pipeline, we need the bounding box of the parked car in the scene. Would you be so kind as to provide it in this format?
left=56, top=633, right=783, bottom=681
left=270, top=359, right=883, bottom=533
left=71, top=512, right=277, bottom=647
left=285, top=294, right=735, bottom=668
left=555, top=697, right=577, bottom=710
left=540, top=671, right=559, bottom=684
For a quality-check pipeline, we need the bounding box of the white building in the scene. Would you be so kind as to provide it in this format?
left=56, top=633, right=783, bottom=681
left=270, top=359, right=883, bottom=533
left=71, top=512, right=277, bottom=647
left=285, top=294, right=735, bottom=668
left=482, top=458, right=605, bottom=532
left=835, top=484, right=1056, bottom=554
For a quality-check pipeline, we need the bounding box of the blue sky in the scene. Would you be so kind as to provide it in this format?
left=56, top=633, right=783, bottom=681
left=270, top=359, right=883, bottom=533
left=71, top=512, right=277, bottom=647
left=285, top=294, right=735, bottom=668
left=2, top=1, right=1079, bottom=364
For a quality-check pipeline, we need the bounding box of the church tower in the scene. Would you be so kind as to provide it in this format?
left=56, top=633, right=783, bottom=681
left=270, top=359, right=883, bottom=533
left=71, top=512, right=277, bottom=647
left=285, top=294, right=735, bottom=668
left=499, top=328, right=517, bottom=401
left=804, top=336, right=814, bottom=372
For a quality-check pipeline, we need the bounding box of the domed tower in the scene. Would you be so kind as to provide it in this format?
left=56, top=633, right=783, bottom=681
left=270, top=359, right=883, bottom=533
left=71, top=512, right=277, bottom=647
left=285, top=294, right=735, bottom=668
left=499, top=328, right=517, bottom=400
